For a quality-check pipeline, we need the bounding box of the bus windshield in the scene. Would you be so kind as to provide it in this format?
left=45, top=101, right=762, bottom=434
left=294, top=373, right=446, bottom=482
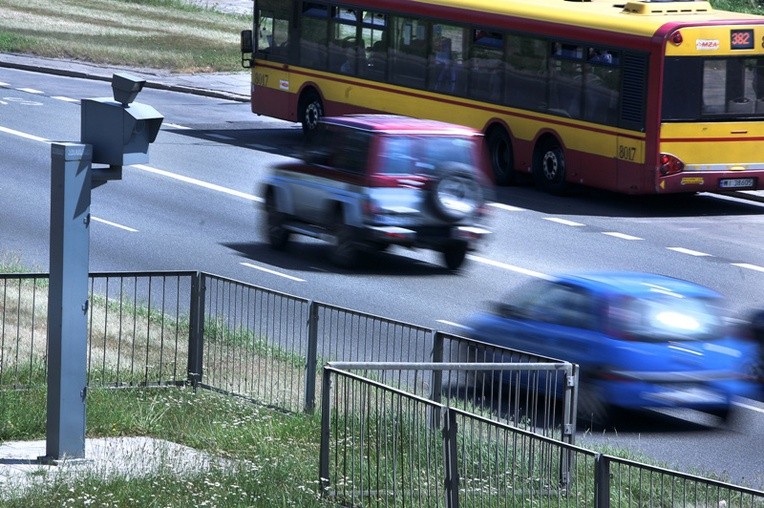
left=662, top=56, right=764, bottom=121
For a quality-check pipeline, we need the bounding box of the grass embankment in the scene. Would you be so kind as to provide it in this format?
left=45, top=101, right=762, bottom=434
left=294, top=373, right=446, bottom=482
left=0, top=0, right=247, bottom=73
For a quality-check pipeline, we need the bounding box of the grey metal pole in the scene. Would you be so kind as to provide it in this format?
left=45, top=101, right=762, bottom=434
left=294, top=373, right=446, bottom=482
left=42, top=142, right=92, bottom=462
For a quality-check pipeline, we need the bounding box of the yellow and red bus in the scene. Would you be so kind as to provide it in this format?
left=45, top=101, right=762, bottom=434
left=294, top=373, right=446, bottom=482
left=240, top=0, right=764, bottom=195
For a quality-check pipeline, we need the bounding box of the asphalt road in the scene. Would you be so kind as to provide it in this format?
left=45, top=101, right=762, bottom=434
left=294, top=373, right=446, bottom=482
left=1, top=65, right=764, bottom=490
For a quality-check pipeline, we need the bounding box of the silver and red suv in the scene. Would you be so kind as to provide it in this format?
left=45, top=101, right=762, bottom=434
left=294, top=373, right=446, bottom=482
left=261, top=115, right=492, bottom=270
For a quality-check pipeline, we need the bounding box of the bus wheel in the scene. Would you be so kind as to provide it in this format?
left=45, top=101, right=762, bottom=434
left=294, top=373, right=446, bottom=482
left=534, top=139, right=568, bottom=195
left=299, top=91, right=323, bottom=135
left=486, top=128, right=515, bottom=185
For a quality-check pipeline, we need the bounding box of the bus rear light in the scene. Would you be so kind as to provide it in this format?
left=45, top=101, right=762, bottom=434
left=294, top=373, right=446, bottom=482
left=671, top=31, right=683, bottom=46
left=658, top=153, right=685, bottom=176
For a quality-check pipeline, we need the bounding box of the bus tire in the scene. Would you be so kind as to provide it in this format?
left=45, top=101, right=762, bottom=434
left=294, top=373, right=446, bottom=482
left=486, top=127, right=515, bottom=185
left=534, top=139, right=568, bottom=195
left=299, top=90, right=323, bottom=136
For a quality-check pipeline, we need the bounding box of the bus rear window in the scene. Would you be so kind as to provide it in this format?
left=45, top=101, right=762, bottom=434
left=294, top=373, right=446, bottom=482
left=662, top=56, right=764, bottom=120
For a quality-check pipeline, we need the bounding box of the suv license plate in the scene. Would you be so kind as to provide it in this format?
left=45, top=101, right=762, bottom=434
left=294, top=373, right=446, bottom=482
left=719, top=178, right=755, bottom=189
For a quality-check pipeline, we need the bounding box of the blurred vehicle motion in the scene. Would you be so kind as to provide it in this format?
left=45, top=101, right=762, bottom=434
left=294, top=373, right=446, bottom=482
left=261, top=114, right=492, bottom=270
left=463, top=272, right=761, bottom=427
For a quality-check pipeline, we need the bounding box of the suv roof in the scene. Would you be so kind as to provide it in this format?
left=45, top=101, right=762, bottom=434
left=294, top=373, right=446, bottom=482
left=319, top=114, right=483, bottom=137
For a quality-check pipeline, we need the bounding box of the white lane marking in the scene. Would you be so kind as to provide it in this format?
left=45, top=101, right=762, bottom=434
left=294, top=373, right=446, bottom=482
left=16, top=87, right=43, bottom=94
left=468, top=254, right=553, bottom=280
left=733, top=400, right=764, bottom=414
left=162, top=122, right=191, bottom=130
left=667, top=247, right=712, bottom=257
left=436, top=320, right=468, bottom=330
left=488, top=202, right=525, bottom=212
left=603, top=232, right=643, bottom=241
left=91, top=216, right=138, bottom=232
left=132, top=164, right=262, bottom=202
left=0, top=125, right=48, bottom=142
left=240, top=262, right=305, bottom=282
left=732, top=263, right=764, bottom=273
left=51, top=96, right=79, bottom=103
left=0, top=82, right=9, bottom=87
left=248, top=143, right=272, bottom=151
left=544, top=217, right=585, bottom=227
left=0, top=99, right=6, bottom=105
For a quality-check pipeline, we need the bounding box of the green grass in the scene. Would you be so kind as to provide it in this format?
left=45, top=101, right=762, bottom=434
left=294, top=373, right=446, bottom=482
left=0, top=387, right=332, bottom=507
left=0, top=0, right=249, bottom=73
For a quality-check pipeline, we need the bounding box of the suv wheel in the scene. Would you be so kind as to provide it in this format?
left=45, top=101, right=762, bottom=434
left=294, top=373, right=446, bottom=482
left=442, top=243, right=468, bottom=271
left=329, top=214, right=359, bottom=268
left=264, top=193, right=291, bottom=250
left=429, top=163, right=483, bottom=222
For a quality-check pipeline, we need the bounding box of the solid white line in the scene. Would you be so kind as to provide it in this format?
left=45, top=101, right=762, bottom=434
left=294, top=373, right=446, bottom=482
left=51, top=96, right=79, bottom=103
left=732, top=263, right=764, bottom=273
left=16, top=87, right=43, bottom=94
left=91, top=216, right=138, bottom=232
left=132, top=164, right=262, bottom=202
left=602, top=232, right=642, bottom=241
left=488, top=202, right=525, bottom=212
left=240, top=262, right=305, bottom=282
left=544, top=217, right=585, bottom=227
left=667, top=247, right=711, bottom=257
left=0, top=125, right=48, bottom=142
left=468, top=254, right=553, bottom=279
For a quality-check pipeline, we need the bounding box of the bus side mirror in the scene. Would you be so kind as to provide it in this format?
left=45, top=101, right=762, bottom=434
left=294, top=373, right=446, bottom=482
left=241, top=30, right=253, bottom=68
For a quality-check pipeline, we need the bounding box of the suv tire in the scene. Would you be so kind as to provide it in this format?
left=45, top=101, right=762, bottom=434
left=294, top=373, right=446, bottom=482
left=428, top=163, right=483, bottom=222
left=442, top=242, right=468, bottom=271
left=264, top=193, right=291, bottom=250
left=329, top=214, right=359, bottom=268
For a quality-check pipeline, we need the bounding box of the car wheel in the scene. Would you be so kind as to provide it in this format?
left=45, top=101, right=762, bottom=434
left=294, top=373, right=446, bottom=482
left=263, top=194, right=290, bottom=250
left=299, top=91, right=323, bottom=136
left=329, top=214, right=358, bottom=268
left=428, top=163, right=483, bottom=222
left=533, top=140, right=568, bottom=195
left=442, top=243, right=468, bottom=271
left=486, top=128, right=515, bottom=186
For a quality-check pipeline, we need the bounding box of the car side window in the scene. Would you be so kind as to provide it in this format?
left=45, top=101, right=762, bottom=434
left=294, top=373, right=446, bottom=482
left=330, top=129, right=371, bottom=174
left=524, top=283, right=594, bottom=329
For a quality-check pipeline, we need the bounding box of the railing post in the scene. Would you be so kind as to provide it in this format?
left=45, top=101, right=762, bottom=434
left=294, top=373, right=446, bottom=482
left=318, top=366, right=333, bottom=498
left=304, top=300, right=319, bottom=413
left=186, top=271, right=205, bottom=390
left=595, top=453, right=611, bottom=508
left=442, top=407, right=459, bottom=508
left=429, top=330, right=444, bottom=429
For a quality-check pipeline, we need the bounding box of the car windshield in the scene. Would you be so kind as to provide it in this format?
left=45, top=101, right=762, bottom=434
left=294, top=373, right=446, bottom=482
left=377, top=135, right=475, bottom=174
left=606, top=294, right=727, bottom=342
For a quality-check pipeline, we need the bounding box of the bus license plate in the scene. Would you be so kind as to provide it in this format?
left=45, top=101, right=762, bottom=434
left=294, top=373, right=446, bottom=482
left=719, top=178, right=754, bottom=189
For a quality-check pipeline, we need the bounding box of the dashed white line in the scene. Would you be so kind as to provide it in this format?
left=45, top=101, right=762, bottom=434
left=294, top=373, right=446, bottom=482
left=602, top=232, right=642, bottom=241
left=162, top=122, right=191, bottom=130
left=240, top=262, right=305, bottom=282
left=91, top=216, right=138, bottom=232
left=468, top=254, right=553, bottom=279
left=16, top=87, right=43, bottom=94
left=732, top=263, right=764, bottom=273
left=0, top=125, right=48, bottom=142
left=667, top=247, right=712, bottom=257
left=51, top=96, right=79, bottom=103
left=544, top=217, right=585, bottom=227
left=133, top=164, right=262, bottom=202
left=0, top=82, right=9, bottom=87
left=488, top=202, right=525, bottom=212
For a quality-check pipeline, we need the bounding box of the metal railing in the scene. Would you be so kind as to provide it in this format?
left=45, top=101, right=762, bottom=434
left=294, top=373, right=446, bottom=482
left=320, top=366, right=764, bottom=508
left=3, top=270, right=762, bottom=507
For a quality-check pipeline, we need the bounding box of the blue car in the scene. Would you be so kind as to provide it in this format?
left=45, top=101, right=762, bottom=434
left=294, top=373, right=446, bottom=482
left=463, top=272, right=760, bottom=426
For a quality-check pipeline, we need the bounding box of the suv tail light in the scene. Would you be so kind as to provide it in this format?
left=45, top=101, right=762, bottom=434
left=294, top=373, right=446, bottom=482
left=658, top=153, right=684, bottom=176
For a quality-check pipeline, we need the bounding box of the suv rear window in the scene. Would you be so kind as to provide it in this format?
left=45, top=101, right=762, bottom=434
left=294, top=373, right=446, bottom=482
left=377, top=136, right=477, bottom=174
